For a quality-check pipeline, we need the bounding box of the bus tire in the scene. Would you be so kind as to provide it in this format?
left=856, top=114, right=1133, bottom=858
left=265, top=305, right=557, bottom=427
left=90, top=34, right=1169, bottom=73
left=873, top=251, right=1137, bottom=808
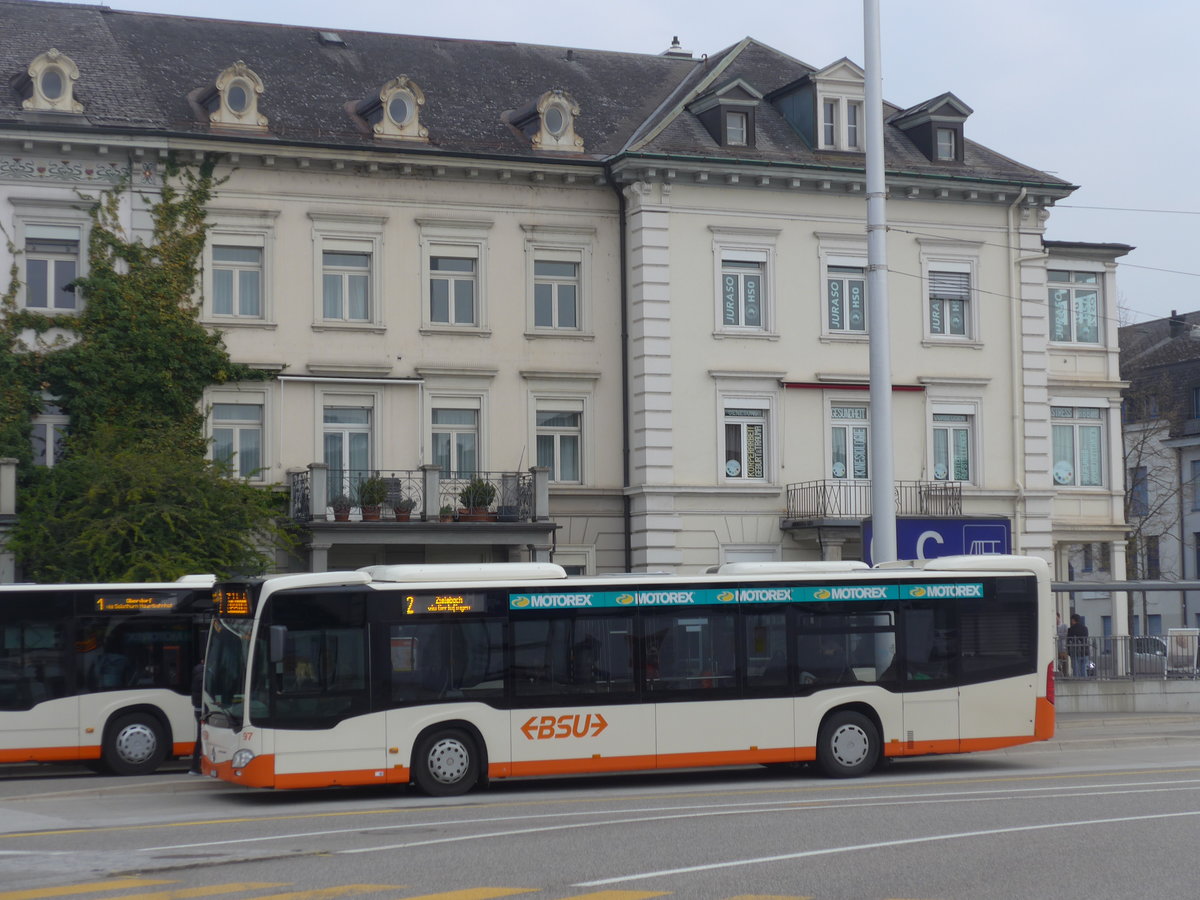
left=103, top=712, right=167, bottom=776
left=412, top=728, right=479, bottom=796
left=816, top=710, right=879, bottom=778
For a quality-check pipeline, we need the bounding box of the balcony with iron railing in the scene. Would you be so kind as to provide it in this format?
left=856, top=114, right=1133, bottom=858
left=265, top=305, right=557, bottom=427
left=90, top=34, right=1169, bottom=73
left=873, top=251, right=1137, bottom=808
left=785, top=480, right=963, bottom=521
left=288, top=464, right=549, bottom=523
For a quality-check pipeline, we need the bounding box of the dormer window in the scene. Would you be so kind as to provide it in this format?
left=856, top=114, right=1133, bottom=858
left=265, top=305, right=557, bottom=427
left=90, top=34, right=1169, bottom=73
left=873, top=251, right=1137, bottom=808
left=820, top=96, right=863, bottom=150
left=936, top=127, right=957, bottom=160
left=21, top=49, right=83, bottom=114
left=891, top=92, right=972, bottom=164
left=726, top=111, right=748, bottom=146
left=348, top=76, right=428, bottom=142
left=687, top=79, right=762, bottom=149
left=192, top=61, right=268, bottom=131
left=505, top=89, right=584, bottom=153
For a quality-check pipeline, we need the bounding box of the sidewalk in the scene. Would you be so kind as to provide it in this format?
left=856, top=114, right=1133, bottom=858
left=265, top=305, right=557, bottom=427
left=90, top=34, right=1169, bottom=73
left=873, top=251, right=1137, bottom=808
left=1027, top=711, right=1200, bottom=752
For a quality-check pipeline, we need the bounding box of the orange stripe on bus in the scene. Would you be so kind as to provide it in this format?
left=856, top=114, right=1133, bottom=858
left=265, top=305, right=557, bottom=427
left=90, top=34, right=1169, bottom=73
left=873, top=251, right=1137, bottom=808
left=0, top=746, right=86, bottom=763
left=1034, top=696, right=1056, bottom=740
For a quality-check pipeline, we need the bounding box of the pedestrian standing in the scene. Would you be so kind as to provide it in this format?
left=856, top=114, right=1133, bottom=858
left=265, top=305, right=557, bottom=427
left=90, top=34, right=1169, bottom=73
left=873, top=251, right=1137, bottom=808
left=1067, top=614, right=1090, bottom=677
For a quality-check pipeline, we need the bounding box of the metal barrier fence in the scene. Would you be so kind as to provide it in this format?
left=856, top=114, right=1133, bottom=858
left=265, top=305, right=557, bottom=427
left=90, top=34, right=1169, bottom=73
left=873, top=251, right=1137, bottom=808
left=1054, top=632, right=1200, bottom=680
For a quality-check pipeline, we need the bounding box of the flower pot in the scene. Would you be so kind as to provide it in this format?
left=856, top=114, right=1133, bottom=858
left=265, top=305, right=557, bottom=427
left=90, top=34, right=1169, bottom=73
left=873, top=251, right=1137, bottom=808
left=393, top=510, right=411, bottom=522
left=333, top=510, right=350, bottom=522
left=361, top=505, right=382, bottom=521
left=458, top=507, right=496, bottom=522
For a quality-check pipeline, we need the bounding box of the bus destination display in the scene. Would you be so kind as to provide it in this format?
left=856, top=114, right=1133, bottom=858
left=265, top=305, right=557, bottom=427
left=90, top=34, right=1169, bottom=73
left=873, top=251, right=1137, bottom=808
left=93, top=593, right=177, bottom=612
left=214, top=586, right=253, bottom=617
left=405, top=592, right=484, bottom=614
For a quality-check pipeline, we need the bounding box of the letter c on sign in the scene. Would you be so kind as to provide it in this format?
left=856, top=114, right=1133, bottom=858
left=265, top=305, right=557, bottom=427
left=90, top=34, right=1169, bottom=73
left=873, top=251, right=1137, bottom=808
left=916, top=530, right=944, bottom=560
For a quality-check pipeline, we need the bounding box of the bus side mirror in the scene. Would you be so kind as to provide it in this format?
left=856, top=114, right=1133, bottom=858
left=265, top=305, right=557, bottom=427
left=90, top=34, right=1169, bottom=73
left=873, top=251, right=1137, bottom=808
left=269, top=625, right=287, bottom=663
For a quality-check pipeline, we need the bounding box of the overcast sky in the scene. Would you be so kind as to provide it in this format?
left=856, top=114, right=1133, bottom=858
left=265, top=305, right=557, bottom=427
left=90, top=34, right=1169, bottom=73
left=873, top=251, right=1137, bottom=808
left=49, top=0, right=1198, bottom=326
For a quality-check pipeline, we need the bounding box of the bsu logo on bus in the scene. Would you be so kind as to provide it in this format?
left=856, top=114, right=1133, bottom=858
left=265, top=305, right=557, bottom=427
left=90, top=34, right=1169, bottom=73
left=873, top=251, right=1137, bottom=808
left=520, top=713, right=609, bottom=740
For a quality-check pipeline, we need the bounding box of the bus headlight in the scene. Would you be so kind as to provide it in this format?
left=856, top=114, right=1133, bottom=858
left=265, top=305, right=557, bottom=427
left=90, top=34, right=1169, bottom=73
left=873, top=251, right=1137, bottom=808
left=231, top=749, right=256, bottom=769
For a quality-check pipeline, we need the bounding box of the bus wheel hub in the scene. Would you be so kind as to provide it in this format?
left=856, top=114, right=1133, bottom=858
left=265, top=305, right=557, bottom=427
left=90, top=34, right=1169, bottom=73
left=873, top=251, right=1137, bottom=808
left=427, top=737, right=470, bottom=784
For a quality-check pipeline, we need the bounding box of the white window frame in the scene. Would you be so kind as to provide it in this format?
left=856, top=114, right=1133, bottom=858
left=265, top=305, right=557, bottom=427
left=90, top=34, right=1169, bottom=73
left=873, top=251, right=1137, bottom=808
left=9, top=199, right=91, bottom=314
left=522, top=225, right=594, bottom=336
left=552, top=546, right=595, bottom=575
left=320, top=391, right=379, bottom=503
left=819, top=95, right=863, bottom=150
left=206, top=387, right=270, bottom=483
left=829, top=400, right=870, bottom=480
left=720, top=396, right=771, bottom=483
left=202, top=209, right=277, bottom=324
left=936, top=127, right=957, bottom=160
left=309, top=213, right=386, bottom=330
left=418, top=218, right=492, bottom=334
left=929, top=401, right=978, bottom=484
left=817, top=233, right=869, bottom=339
left=430, top=395, right=484, bottom=478
left=920, top=241, right=981, bottom=344
left=30, top=400, right=68, bottom=467
left=711, top=227, right=779, bottom=337
left=1051, top=404, right=1106, bottom=488
left=535, top=398, right=584, bottom=484
left=725, top=110, right=748, bottom=146
left=1048, top=268, right=1103, bottom=345
left=524, top=374, right=598, bottom=488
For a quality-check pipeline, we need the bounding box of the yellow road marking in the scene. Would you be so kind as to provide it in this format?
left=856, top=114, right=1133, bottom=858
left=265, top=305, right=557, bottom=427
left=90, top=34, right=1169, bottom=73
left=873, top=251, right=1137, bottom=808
left=102, top=885, right=287, bottom=900
left=244, top=889, right=403, bottom=900
left=394, top=891, right=534, bottom=900
left=0, top=882, right=177, bottom=900
left=558, top=893, right=671, bottom=900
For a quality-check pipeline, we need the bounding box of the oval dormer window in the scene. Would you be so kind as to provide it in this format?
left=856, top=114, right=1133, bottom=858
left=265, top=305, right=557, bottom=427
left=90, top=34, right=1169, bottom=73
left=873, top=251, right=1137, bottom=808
left=41, top=66, right=64, bottom=100
left=387, top=93, right=412, bottom=127
left=544, top=104, right=567, bottom=137
left=226, top=81, right=250, bottom=113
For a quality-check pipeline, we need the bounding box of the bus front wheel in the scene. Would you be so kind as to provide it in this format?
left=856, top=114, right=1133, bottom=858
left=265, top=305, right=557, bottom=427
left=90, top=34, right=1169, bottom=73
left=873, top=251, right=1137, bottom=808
left=412, top=728, right=479, bottom=796
left=816, top=710, right=879, bottom=778
left=103, top=712, right=167, bottom=776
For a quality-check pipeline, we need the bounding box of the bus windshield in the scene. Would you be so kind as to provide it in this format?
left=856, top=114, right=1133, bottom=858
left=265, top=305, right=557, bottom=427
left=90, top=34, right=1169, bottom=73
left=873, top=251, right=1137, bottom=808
left=204, top=617, right=256, bottom=724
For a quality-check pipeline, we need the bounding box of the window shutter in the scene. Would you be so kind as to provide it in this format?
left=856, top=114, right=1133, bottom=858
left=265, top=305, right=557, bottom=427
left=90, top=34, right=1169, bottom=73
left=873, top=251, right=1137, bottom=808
left=930, top=270, right=970, bottom=300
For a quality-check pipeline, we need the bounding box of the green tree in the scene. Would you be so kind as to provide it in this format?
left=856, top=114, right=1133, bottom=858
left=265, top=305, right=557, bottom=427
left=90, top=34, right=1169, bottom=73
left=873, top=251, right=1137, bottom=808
left=1, top=155, right=290, bottom=581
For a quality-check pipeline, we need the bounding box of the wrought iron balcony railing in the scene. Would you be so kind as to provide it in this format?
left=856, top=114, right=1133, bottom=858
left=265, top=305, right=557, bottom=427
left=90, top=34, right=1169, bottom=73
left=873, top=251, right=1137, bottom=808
left=785, top=480, right=962, bottom=520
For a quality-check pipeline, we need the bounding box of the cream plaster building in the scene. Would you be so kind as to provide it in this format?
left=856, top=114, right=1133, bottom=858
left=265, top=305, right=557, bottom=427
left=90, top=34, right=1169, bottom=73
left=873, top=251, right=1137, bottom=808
left=0, top=2, right=1131, bottom=596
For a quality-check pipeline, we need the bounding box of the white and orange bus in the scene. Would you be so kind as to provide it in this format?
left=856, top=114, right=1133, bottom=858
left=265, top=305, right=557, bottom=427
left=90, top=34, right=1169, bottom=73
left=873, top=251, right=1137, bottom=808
left=201, top=556, right=1054, bottom=794
left=0, top=576, right=213, bottom=774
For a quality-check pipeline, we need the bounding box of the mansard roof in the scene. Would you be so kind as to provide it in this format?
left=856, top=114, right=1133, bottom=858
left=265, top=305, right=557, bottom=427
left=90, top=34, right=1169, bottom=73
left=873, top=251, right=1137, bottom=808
left=0, top=0, right=1074, bottom=191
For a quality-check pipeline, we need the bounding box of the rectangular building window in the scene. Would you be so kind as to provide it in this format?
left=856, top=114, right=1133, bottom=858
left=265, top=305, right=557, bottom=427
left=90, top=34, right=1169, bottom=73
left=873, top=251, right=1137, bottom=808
left=1129, top=465, right=1149, bottom=517
left=929, top=270, right=970, bottom=337
left=846, top=102, right=860, bottom=149
left=1048, top=270, right=1100, bottom=343
left=212, top=403, right=263, bottom=479
left=936, top=128, right=957, bottom=160
left=1191, top=460, right=1200, bottom=510
left=725, top=110, right=748, bottom=146
left=533, top=260, right=579, bottom=329
left=932, top=413, right=972, bottom=482
left=432, top=408, right=478, bottom=478
left=827, top=265, right=866, bottom=332
left=1051, top=406, right=1103, bottom=486
left=536, top=408, right=582, bottom=483
left=723, top=405, right=766, bottom=480
left=24, top=224, right=79, bottom=311
left=721, top=258, right=764, bottom=328
left=831, top=404, right=868, bottom=479
left=323, top=406, right=371, bottom=501
left=822, top=100, right=837, bottom=147
left=212, top=246, right=263, bottom=318
left=430, top=256, right=477, bottom=325
left=31, top=402, right=68, bottom=467
left=322, top=251, right=370, bottom=321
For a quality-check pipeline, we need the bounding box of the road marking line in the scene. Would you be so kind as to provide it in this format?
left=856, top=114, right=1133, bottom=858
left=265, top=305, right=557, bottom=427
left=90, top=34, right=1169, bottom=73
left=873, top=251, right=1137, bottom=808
left=575, top=809, right=1200, bottom=885
left=137, top=777, right=1200, bottom=853
left=0, top=882, right=176, bottom=900
left=100, top=884, right=287, bottom=900
left=391, top=890, right=534, bottom=900
left=558, top=892, right=672, bottom=899
left=238, top=889, right=402, bottom=900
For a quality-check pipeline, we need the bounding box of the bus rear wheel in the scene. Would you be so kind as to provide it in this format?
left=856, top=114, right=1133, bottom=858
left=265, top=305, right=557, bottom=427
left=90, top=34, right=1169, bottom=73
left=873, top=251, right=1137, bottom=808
left=412, top=728, right=479, bottom=796
left=103, top=712, right=167, bottom=776
left=816, top=710, right=879, bottom=778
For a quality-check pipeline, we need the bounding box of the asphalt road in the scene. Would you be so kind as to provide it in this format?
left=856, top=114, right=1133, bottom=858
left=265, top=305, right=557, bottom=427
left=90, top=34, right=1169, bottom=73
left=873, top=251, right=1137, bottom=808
left=1, top=712, right=1197, bottom=900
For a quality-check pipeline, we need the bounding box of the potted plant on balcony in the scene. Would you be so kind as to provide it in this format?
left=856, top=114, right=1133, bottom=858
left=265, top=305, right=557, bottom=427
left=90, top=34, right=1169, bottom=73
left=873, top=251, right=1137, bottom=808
left=330, top=494, right=353, bottom=522
left=458, top=477, right=497, bottom=521
left=392, top=496, right=417, bottom=521
left=439, top=504, right=455, bottom=522
left=356, top=475, right=389, bottom=522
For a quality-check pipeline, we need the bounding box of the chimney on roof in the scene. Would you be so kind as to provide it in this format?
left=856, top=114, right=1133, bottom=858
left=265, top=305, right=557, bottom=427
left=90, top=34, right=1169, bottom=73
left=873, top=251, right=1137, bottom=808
left=1169, top=310, right=1186, bottom=337
left=662, top=36, right=693, bottom=59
